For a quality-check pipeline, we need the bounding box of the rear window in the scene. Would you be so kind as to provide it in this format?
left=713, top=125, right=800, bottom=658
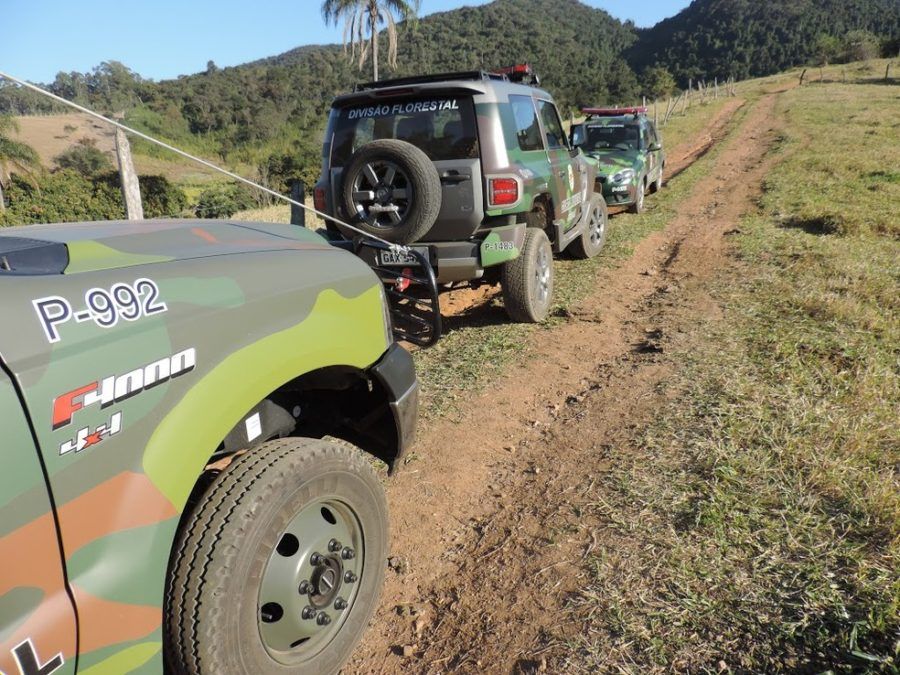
left=331, top=97, right=479, bottom=164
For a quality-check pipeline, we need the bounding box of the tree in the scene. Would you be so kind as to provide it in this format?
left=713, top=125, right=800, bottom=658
left=814, top=34, right=841, bottom=66
left=322, top=0, right=420, bottom=81
left=842, top=29, right=880, bottom=62
left=642, top=66, right=676, bottom=99
left=0, top=115, right=42, bottom=212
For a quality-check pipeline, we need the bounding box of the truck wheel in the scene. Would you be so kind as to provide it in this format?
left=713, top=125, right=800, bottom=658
left=629, top=179, right=645, bottom=214
left=651, top=168, right=664, bottom=194
left=501, top=227, right=554, bottom=323
left=340, top=139, right=441, bottom=244
left=164, top=438, right=388, bottom=675
left=568, top=194, right=608, bottom=259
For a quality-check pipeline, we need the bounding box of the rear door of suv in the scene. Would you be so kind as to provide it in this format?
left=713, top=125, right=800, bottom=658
left=535, top=98, right=586, bottom=232
left=328, top=95, right=485, bottom=242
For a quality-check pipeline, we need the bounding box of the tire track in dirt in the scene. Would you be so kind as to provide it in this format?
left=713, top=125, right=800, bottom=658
left=345, top=91, right=785, bottom=674
left=432, top=98, right=745, bottom=320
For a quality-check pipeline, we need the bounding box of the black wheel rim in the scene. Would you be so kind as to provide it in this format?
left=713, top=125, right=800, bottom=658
left=350, top=160, right=412, bottom=229
left=257, top=497, right=364, bottom=664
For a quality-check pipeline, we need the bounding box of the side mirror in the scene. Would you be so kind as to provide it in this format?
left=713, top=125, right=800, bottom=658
left=648, top=142, right=662, bottom=152
left=569, top=124, right=584, bottom=148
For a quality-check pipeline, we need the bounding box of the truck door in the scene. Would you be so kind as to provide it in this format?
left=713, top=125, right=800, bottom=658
left=536, top=98, right=586, bottom=232
left=0, top=367, right=75, bottom=675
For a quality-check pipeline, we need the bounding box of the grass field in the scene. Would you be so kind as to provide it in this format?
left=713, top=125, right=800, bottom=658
left=560, top=69, right=899, bottom=673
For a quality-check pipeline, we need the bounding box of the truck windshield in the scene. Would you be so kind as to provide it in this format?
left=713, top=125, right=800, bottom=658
left=331, top=96, right=479, bottom=164
left=583, top=123, right=640, bottom=151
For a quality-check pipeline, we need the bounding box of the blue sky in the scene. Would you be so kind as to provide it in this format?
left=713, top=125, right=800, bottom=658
left=1, top=0, right=690, bottom=83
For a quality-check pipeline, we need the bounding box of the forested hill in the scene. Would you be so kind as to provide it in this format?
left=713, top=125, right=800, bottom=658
left=628, top=0, right=900, bottom=83
left=0, top=0, right=636, bottom=184
left=262, top=0, right=639, bottom=108
left=1, top=0, right=897, bottom=187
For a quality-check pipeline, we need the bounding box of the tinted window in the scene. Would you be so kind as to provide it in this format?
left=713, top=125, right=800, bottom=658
left=509, top=95, right=543, bottom=152
left=537, top=100, right=566, bottom=150
left=331, top=97, right=479, bottom=164
left=583, top=123, right=640, bottom=151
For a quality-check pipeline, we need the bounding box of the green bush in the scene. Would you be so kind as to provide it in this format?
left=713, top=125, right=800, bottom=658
left=194, top=183, right=256, bottom=219
left=0, top=170, right=123, bottom=225
left=0, top=170, right=189, bottom=226
left=54, top=138, right=112, bottom=177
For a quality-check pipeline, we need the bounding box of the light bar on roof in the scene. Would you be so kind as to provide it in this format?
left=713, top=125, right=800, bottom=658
left=582, top=106, right=648, bottom=117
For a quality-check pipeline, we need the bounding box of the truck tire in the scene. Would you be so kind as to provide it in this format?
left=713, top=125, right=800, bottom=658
left=501, top=227, right=554, bottom=323
left=629, top=179, right=645, bottom=214
left=164, top=437, right=388, bottom=675
left=651, top=167, right=663, bottom=193
left=568, top=194, right=608, bottom=259
left=340, top=140, right=441, bottom=244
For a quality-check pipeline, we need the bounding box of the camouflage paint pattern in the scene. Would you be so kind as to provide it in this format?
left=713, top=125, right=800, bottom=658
left=0, top=219, right=394, bottom=673
left=578, top=115, right=665, bottom=208
left=477, top=94, right=596, bottom=239
left=320, top=75, right=598, bottom=273
left=478, top=224, right=526, bottom=268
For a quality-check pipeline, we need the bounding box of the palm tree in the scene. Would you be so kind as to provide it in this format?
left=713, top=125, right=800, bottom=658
left=322, top=0, right=420, bottom=81
left=0, top=116, right=42, bottom=211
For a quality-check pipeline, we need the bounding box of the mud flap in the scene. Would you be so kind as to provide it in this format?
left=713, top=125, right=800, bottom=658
left=354, top=240, right=442, bottom=348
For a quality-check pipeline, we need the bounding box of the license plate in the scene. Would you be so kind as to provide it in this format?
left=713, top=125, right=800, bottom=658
left=379, top=247, right=426, bottom=266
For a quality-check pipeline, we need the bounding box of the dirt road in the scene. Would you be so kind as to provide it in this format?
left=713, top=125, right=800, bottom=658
left=347, top=90, right=786, bottom=674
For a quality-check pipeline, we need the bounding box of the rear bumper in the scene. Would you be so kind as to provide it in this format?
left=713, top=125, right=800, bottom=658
left=370, top=343, right=418, bottom=472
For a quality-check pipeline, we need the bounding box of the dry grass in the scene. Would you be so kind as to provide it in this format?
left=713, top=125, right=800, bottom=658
left=229, top=201, right=325, bottom=229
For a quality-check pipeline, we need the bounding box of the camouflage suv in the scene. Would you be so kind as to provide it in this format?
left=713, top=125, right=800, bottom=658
left=314, top=66, right=608, bottom=323
left=0, top=219, right=418, bottom=675
left=570, top=107, right=665, bottom=214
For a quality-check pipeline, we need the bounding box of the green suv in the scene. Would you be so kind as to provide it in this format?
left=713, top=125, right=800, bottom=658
left=0, top=219, right=418, bottom=675
left=570, top=107, right=665, bottom=214
left=314, top=66, right=608, bottom=323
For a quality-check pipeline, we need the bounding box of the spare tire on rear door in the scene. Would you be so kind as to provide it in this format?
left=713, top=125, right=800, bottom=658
left=339, top=139, right=442, bottom=244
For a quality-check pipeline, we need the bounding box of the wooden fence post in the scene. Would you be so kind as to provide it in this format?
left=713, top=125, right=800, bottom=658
left=290, top=181, right=306, bottom=227
left=114, top=124, right=143, bottom=221
left=799, top=68, right=807, bottom=86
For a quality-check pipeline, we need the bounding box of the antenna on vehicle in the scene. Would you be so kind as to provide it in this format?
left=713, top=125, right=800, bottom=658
left=0, top=71, right=405, bottom=250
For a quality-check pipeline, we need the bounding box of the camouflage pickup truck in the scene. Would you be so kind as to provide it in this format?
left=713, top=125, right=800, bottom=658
left=570, top=107, right=665, bottom=214
left=0, top=219, right=418, bottom=675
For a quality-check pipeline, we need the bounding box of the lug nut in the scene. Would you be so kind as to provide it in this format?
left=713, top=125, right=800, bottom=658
left=310, top=552, right=324, bottom=566
left=344, top=571, right=357, bottom=584
left=301, top=606, right=318, bottom=621
left=316, top=613, right=332, bottom=626
left=298, top=581, right=312, bottom=595
left=334, top=597, right=348, bottom=610
left=340, top=547, right=355, bottom=560
left=328, top=538, right=342, bottom=553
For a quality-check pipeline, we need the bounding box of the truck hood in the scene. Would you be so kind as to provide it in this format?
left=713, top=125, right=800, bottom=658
left=583, top=150, right=643, bottom=177
left=0, top=219, right=333, bottom=275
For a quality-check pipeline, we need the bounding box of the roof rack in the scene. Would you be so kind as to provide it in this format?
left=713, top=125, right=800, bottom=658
left=356, top=70, right=506, bottom=91
left=582, top=106, right=648, bottom=119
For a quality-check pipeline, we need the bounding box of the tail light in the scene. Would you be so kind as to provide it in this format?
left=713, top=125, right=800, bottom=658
left=313, top=186, right=326, bottom=212
left=489, top=178, right=519, bottom=207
